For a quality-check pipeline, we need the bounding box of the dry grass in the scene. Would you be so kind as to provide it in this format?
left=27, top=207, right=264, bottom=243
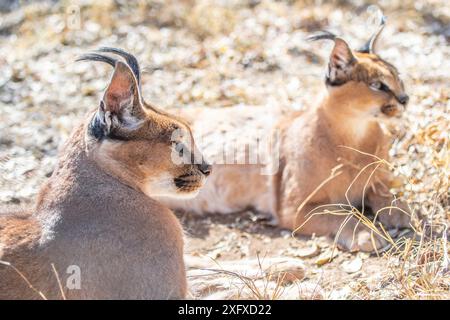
left=292, top=131, right=449, bottom=298
left=187, top=254, right=322, bottom=300
left=384, top=223, right=449, bottom=299
left=386, top=113, right=449, bottom=299
left=0, top=260, right=68, bottom=300
left=0, top=260, right=47, bottom=299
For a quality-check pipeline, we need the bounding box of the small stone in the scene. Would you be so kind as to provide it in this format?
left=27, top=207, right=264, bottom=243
left=295, top=244, right=320, bottom=258
left=280, top=230, right=291, bottom=238
left=269, top=260, right=306, bottom=285
left=342, top=257, right=363, bottom=274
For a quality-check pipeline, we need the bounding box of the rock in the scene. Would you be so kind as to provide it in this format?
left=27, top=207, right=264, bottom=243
left=280, top=230, right=291, bottom=238
left=329, top=286, right=352, bottom=300
left=268, top=260, right=306, bottom=285
left=342, top=257, right=363, bottom=274
left=283, top=281, right=325, bottom=300
left=295, top=244, right=321, bottom=258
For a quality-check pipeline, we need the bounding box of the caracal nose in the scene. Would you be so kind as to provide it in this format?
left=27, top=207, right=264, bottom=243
left=198, top=161, right=212, bottom=176
left=398, top=94, right=409, bottom=106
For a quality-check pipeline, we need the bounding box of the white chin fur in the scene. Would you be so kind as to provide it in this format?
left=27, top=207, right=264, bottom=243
left=142, top=174, right=203, bottom=199
left=165, top=189, right=201, bottom=199
left=150, top=189, right=201, bottom=200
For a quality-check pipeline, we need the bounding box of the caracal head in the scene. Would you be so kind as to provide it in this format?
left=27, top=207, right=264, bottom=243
left=78, top=48, right=211, bottom=199
left=309, top=15, right=409, bottom=118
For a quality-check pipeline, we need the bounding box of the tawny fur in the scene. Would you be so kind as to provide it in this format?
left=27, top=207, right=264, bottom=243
left=0, top=49, right=210, bottom=299
left=162, top=34, right=411, bottom=252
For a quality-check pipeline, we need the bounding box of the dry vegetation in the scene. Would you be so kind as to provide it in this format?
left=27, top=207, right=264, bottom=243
left=0, top=0, right=448, bottom=299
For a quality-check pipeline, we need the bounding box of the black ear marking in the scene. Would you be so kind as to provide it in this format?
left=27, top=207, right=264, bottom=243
left=88, top=101, right=107, bottom=140
left=88, top=113, right=105, bottom=140
left=88, top=102, right=133, bottom=141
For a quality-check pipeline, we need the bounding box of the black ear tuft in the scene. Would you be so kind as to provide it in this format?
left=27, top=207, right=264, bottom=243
left=89, top=115, right=105, bottom=140
left=306, top=30, right=337, bottom=42
left=76, top=53, right=117, bottom=67
left=358, top=15, right=386, bottom=54
left=97, top=47, right=141, bottom=86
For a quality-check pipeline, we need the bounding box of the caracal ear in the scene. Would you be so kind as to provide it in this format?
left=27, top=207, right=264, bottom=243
left=102, top=61, right=143, bottom=120
left=78, top=52, right=147, bottom=139
left=327, top=38, right=356, bottom=85
left=329, top=38, right=355, bottom=70
left=306, top=31, right=356, bottom=85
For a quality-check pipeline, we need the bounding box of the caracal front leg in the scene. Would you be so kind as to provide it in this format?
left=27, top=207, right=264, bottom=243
left=366, top=188, right=411, bottom=230
left=279, top=203, right=389, bottom=252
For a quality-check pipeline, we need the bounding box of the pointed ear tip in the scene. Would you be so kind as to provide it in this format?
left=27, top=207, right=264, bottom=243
left=111, top=61, right=137, bottom=82
left=334, top=37, right=347, bottom=43
left=333, top=37, right=352, bottom=49
left=114, top=60, right=129, bottom=70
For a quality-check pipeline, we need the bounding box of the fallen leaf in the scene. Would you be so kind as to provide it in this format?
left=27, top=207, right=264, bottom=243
left=315, top=249, right=340, bottom=266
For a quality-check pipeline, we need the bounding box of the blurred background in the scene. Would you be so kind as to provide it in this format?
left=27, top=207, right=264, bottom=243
left=2, top=0, right=448, bottom=213
left=0, top=0, right=448, bottom=299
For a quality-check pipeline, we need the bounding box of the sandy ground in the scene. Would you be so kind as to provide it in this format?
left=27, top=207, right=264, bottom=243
left=179, top=210, right=395, bottom=299
left=0, top=0, right=448, bottom=299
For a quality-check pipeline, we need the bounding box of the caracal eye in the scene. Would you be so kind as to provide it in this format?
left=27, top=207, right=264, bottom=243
left=370, top=81, right=382, bottom=91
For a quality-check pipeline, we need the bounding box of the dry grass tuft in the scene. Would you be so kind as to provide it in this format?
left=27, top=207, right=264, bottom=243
left=384, top=223, right=449, bottom=299
left=293, top=140, right=448, bottom=298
